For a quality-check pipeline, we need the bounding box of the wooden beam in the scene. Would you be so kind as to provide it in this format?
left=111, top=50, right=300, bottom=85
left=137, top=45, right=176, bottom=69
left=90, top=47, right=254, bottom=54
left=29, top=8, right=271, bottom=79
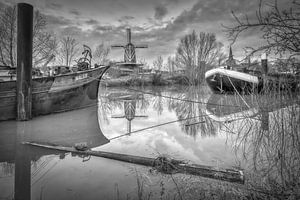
left=17, top=3, right=33, bottom=120
left=24, top=142, right=245, bottom=184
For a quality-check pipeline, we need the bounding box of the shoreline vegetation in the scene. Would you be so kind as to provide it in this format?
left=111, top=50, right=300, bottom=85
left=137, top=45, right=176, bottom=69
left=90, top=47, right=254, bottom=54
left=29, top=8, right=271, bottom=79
left=101, top=73, right=198, bottom=87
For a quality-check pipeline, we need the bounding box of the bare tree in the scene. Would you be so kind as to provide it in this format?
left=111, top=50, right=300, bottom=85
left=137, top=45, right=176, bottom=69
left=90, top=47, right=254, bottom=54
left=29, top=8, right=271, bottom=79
left=176, top=31, right=225, bottom=84
left=59, top=36, right=79, bottom=66
left=224, top=0, right=300, bottom=58
left=0, top=5, right=58, bottom=68
left=166, top=56, right=175, bottom=74
left=32, top=11, right=58, bottom=68
left=138, top=58, right=149, bottom=69
left=0, top=6, right=16, bottom=67
left=153, top=55, right=164, bottom=71
left=93, top=42, right=110, bottom=65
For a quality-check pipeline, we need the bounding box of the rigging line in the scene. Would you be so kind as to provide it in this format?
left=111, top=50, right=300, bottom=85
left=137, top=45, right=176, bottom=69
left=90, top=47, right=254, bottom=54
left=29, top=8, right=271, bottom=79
left=108, top=113, right=213, bottom=141
left=125, top=87, right=246, bottom=108
left=225, top=76, right=251, bottom=109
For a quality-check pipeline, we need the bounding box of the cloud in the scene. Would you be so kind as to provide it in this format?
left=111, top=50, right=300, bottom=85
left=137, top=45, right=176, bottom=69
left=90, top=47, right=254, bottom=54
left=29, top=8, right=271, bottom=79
left=47, top=2, right=62, bottom=10
left=94, top=25, right=114, bottom=32
left=60, top=26, right=82, bottom=37
left=118, top=15, right=135, bottom=24
left=122, top=16, right=135, bottom=20
left=85, top=19, right=99, bottom=25
left=0, top=1, right=6, bottom=7
left=69, top=9, right=80, bottom=16
left=154, top=3, right=168, bottom=20
left=41, top=0, right=291, bottom=62
left=165, top=0, right=179, bottom=4
left=44, top=14, right=72, bottom=26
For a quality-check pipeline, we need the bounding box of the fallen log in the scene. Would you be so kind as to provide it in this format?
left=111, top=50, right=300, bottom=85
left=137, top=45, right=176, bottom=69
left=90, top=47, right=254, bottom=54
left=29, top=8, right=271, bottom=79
left=23, top=142, right=244, bottom=184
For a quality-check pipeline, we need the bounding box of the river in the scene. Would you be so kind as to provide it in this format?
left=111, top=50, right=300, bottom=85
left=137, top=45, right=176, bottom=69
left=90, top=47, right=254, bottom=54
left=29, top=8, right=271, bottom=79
left=0, top=85, right=299, bottom=199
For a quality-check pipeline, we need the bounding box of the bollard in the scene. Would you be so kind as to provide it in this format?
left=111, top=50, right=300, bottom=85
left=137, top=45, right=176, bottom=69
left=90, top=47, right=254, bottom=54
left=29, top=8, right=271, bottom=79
left=16, top=3, right=33, bottom=121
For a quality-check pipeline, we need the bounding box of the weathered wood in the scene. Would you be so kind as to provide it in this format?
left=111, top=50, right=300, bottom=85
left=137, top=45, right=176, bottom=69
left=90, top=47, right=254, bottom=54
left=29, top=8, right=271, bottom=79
left=0, top=66, right=109, bottom=121
left=24, top=142, right=245, bottom=184
left=17, top=3, right=33, bottom=120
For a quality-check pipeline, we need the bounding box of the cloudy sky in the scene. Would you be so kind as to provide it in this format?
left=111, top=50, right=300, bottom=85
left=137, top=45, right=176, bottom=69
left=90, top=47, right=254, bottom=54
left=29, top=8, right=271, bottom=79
left=0, top=0, right=292, bottom=64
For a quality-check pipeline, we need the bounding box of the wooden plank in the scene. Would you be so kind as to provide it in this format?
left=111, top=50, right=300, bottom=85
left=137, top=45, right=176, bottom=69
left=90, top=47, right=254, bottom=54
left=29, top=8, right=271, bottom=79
left=24, top=142, right=244, bottom=184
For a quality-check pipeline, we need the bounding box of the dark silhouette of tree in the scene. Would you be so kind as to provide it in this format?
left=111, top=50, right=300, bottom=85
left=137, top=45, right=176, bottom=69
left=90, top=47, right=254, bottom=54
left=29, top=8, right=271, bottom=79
left=224, top=0, right=300, bottom=57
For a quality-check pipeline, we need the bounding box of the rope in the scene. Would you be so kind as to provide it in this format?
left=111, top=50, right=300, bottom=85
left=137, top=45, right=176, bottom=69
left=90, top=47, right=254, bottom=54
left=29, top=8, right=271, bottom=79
left=108, top=113, right=212, bottom=140
left=226, top=76, right=251, bottom=109
left=126, top=87, right=245, bottom=108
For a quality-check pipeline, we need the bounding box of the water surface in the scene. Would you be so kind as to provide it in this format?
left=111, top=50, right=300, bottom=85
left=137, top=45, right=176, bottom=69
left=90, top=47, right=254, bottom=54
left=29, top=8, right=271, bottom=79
left=0, top=85, right=299, bottom=199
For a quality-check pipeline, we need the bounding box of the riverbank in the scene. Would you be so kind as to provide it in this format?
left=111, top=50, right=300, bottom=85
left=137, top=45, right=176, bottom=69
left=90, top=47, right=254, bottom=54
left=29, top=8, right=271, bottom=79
left=101, top=73, right=191, bottom=87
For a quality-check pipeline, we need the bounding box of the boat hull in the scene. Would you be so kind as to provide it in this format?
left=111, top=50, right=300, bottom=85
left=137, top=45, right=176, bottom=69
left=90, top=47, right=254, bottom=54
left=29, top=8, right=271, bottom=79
left=205, top=67, right=298, bottom=94
left=0, top=66, right=109, bottom=121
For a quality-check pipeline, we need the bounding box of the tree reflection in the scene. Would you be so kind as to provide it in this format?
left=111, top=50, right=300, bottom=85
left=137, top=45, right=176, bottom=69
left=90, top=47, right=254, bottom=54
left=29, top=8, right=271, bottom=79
left=167, top=86, right=217, bottom=138
left=229, top=92, right=300, bottom=198
left=98, top=86, right=220, bottom=138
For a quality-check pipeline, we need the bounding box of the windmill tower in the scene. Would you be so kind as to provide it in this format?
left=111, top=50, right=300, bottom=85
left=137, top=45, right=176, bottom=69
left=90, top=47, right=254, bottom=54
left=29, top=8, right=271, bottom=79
left=111, top=28, right=148, bottom=72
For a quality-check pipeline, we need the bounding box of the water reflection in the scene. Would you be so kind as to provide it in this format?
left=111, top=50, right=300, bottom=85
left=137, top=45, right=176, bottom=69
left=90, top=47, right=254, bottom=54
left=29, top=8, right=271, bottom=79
left=97, top=86, right=243, bottom=169
left=230, top=93, right=300, bottom=197
left=97, top=85, right=300, bottom=198
left=107, top=92, right=146, bottom=134
left=0, top=106, right=109, bottom=200
left=205, top=92, right=300, bottom=197
left=98, top=85, right=217, bottom=138
left=1, top=85, right=299, bottom=199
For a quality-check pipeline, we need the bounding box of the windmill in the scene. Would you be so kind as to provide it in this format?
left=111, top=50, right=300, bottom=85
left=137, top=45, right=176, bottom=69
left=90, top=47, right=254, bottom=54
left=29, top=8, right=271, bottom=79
left=111, top=28, right=148, bottom=71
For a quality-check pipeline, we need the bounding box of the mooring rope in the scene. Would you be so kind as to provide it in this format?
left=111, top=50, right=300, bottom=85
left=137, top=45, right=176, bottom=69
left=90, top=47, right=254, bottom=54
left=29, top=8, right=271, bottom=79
left=226, top=76, right=251, bottom=109
left=108, top=113, right=213, bottom=141
left=91, top=73, right=246, bottom=109
left=126, top=87, right=245, bottom=108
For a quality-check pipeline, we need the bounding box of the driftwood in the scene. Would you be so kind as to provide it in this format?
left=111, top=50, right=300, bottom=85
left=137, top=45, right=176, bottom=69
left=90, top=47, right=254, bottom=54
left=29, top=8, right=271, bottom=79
left=23, top=142, right=244, bottom=184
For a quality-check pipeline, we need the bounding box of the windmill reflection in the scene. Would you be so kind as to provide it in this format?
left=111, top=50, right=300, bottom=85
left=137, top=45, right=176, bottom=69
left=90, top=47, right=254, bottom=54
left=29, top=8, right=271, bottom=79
left=110, top=93, right=147, bottom=134
left=99, top=89, right=147, bottom=134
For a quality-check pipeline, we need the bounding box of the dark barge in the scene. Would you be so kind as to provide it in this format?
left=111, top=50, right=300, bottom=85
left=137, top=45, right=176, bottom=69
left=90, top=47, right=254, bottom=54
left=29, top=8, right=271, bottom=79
left=0, top=66, right=110, bottom=121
